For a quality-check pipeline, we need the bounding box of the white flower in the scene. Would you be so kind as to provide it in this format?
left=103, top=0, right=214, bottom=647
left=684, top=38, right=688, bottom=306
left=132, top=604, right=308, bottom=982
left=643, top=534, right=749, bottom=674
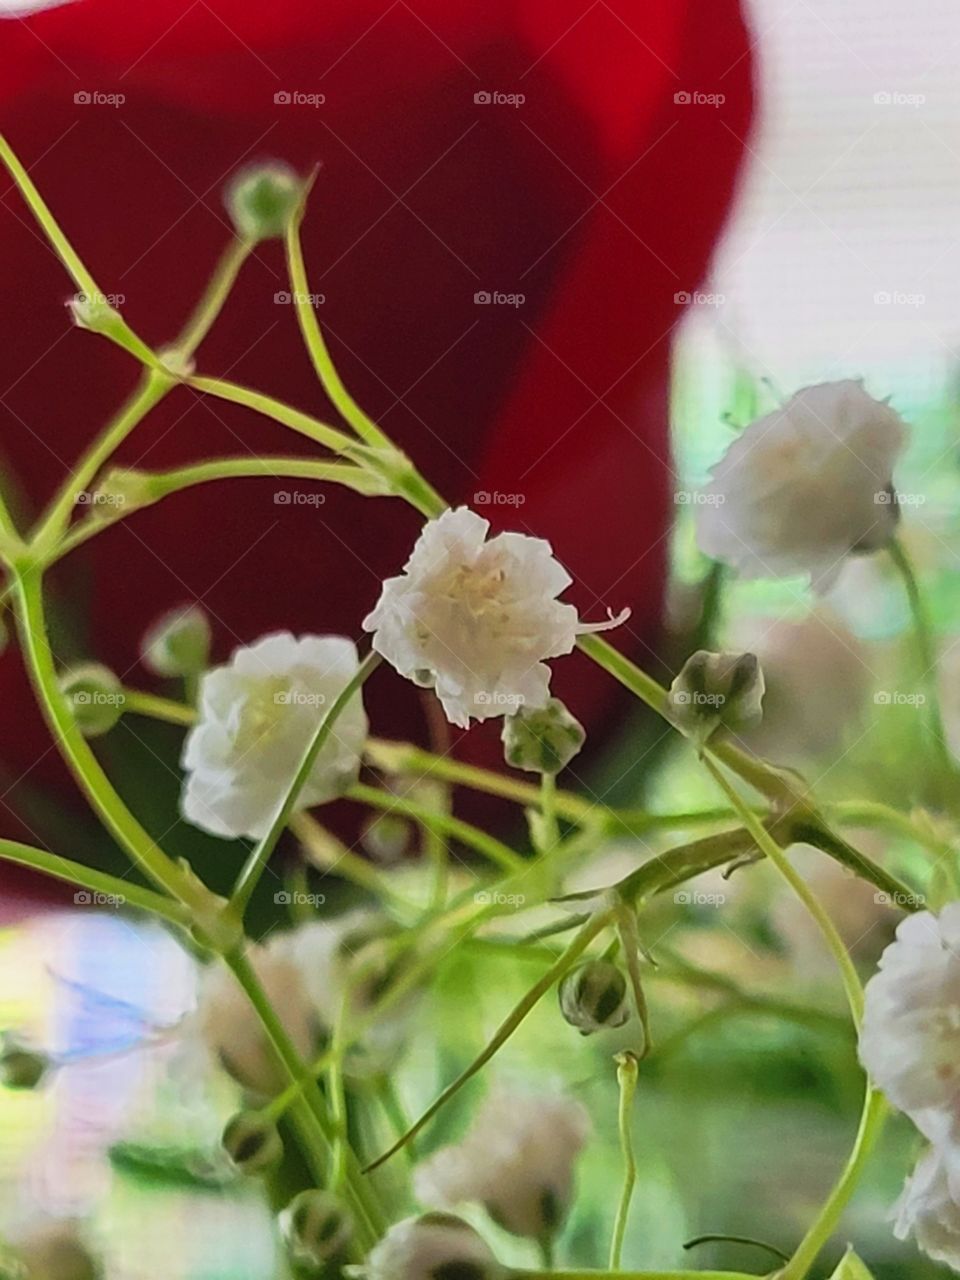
left=356, top=1215, right=503, bottom=1280
left=414, top=1087, right=590, bottom=1239
left=859, top=906, right=960, bottom=1138
left=697, top=380, right=908, bottom=589
left=893, top=1145, right=960, bottom=1271
left=363, top=507, right=625, bottom=728
left=180, top=632, right=368, bottom=840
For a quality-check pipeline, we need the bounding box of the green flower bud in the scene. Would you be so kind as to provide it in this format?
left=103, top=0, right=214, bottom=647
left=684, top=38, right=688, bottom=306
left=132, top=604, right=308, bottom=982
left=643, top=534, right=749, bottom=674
left=558, top=961, right=629, bottom=1035
left=140, top=604, right=211, bottom=678
left=667, top=649, right=764, bottom=744
left=222, top=1110, right=283, bottom=1176
left=280, top=1189, right=353, bottom=1269
left=225, top=162, right=301, bottom=241
left=0, top=1034, right=49, bottom=1090
left=58, top=664, right=125, bottom=738
left=361, top=812, right=412, bottom=865
left=90, top=467, right=160, bottom=520
left=67, top=291, right=123, bottom=337
left=501, top=698, right=585, bottom=775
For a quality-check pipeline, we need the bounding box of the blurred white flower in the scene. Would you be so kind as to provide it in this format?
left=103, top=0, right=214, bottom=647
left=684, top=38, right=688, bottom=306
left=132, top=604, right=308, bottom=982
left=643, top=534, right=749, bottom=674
left=772, top=839, right=898, bottom=977
left=363, top=507, right=624, bottom=728
left=697, top=380, right=908, bottom=589
left=414, top=1087, right=590, bottom=1240
left=859, top=906, right=960, bottom=1137
left=728, top=611, right=869, bottom=764
left=893, top=1145, right=960, bottom=1271
left=195, top=913, right=413, bottom=1095
left=180, top=632, right=367, bottom=840
left=357, top=1215, right=503, bottom=1280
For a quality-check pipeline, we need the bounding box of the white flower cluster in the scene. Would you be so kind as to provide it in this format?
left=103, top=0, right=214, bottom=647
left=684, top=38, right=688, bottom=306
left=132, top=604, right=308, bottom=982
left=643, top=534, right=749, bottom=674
left=364, top=506, right=625, bottom=728
left=697, top=380, right=908, bottom=590
left=859, top=906, right=960, bottom=1268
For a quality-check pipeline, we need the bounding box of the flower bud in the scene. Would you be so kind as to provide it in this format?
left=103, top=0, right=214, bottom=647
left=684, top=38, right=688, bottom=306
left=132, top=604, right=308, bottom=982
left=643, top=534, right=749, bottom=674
left=357, top=1215, right=503, bottom=1280
left=0, top=1034, right=49, bottom=1090
left=501, top=697, right=585, bottom=774
left=225, top=162, right=301, bottom=241
left=90, top=467, right=160, bottom=520
left=58, top=664, right=124, bottom=738
left=140, top=604, right=211, bottom=678
left=361, top=812, right=412, bottom=865
left=558, top=960, right=630, bottom=1035
left=221, top=1110, right=283, bottom=1176
left=280, top=1189, right=353, bottom=1269
left=667, top=649, right=764, bottom=744
left=67, top=291, right=122, bottom=336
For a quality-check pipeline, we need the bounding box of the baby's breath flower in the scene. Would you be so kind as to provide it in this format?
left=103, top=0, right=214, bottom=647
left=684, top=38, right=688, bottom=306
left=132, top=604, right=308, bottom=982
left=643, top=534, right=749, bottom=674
left=224, top=161, right=301, bottom=241
left=353, top=1215, right=503, bottom=1280
left=559, top=960, right=630, bottom=1035
left=141, top=604, right=211, bottom=678
left=180, top=632, right=367, bottom=840
left=280, top=1190, right=353, bottom=1267
left=859, top=906, right=960, bottom=1141
left=893, top=1145, right=960, bottom=1271
left=363, top=507, right=626, bottom=728
left=221, top=1110, right=283, bottom=1176
left=697, top=380, right=908, bottom=589
left=413, top=1087, right=590, bottom=1241
left=501, top=697, right=585, bottom=774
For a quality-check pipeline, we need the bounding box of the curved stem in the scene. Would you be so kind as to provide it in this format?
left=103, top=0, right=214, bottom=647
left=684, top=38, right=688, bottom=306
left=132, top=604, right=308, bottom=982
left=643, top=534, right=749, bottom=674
left=778, top=1089, right=887, bottom=1280
left=175, top=236, right=253, bottom=357
left=610, top=1051, right=639, bottom=1269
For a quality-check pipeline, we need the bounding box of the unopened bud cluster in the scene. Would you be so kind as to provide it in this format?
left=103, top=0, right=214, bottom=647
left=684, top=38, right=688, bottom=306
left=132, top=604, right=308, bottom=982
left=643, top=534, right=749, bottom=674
left=668, top=649, right=764, bottom=744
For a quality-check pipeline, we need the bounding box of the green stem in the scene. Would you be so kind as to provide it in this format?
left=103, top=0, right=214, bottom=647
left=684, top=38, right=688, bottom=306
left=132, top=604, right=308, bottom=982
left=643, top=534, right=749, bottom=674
left=12, top=563, right=209, bottom=913
left=291, top=812, right=415, bottom=910
left=887, top=536, right=954, bottom=787
left=230, top=651, right=381, bottom=917
left=364, top=909, right=612, bottom=1171
left=188, top=375, right=365, bottom=458
left=778, top=1089, right=887, bottom=1280
left=30, top=371, right=172, bottom=556
left=0, top=837, right=190, bottom=927
left=348, top=782, right=525, bottom=874
left=175, top=236, right=253, bottom=357
left=122, top=689, right=196, bottom=726
left=609, top=1051, right=639, bottom=1270
left=701, top=754, right=864, bottom=1026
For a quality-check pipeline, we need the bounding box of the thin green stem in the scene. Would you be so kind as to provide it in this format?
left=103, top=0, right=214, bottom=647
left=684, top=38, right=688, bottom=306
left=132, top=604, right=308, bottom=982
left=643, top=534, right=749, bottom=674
left=0, top=837, right=190, bottom=927
left=348, top=782, right=526, bottom=874
left=609, top=1051, right=639, bottom=1270
left=701, top=753, right=864, bottom=1026
left=12, top=563, right=211, bottom=915
left=188, top=375, right=362, bottom=456
left=779, top=1089, right=887, bottom=1280
left=176, top=236, right=253, bottom=357
left=291, top=812, right=416, bottom=910
left=122, top=689, right=196, bottom=727
left=888, top=536, right=954, bottom=788
left=230, top=651, right=381, bottom=917
left=363, top=908, right=612, bottom=1172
